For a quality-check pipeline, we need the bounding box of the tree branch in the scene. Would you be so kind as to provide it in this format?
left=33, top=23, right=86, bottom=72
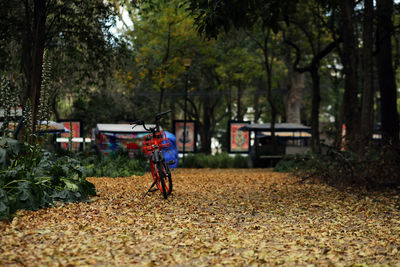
left=285, top=38, right=342, bottom=73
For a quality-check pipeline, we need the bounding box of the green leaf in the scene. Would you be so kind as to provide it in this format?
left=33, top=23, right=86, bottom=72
left=62, top=178, right=80, bottom=192
left=0, top=187, right=9, bottom=220
left=51, top=189, right=82, bottom=202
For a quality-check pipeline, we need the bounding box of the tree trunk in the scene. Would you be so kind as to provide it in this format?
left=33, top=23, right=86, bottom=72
left=158, top=24, right=172, bottom=113
left=262, top=29, right=278, bottom=151
left=266, top=65, right=277, bottom=152
left=376, top=0, right=399, bottom=145
left=332, top=68, right=343, bottom=149
left=237, top=79, right=243, bottom=121
left=253, top=87, right=261, bottom=122
left=21, top=0, right=47, bottom=142
left=227, top=86, right=232, bottom=120
left=200, top=93, right=212, bottom=154
left=339, top=0, right=359, bottom=150
left=158, top=87, right=164, bottom=113
left=360, top=0, right=375, bottom=146
left=285, top=71, right=305, bottom=124
left=310, top=67, right=321, bottom=153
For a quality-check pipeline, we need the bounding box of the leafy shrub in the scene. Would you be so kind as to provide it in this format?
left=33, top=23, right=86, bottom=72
left=274, top=154, right=315, bottom=172
left=90, top=155, right=146, bottom=178
left=78, top=149, right=146, bottom=178
left=274, top=146, right=400, bottom=188
left=56, top=148, right=147, bottom=178
left=182, top=153, right=248, bottom=168
left=0, top=140, right=96, bottom=220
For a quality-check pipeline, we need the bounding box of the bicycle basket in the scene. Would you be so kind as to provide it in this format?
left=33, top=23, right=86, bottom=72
left=142, top=131, right=170, bottom=155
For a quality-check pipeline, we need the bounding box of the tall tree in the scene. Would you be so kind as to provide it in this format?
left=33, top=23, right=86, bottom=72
left=360, top=0, right=375, bottom=146
left=22, top=0, right=47, bottom=139
left=0, top=0, right=119, bottom=139
left=376, top=0, right=399, bottom=145
left=338, top=0, right=360, bottom=149
left=284, top=1, right=341, bottom=152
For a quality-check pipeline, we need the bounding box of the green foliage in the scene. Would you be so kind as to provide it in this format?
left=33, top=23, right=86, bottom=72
left=186, top=0, right=299, bottom=38
left=182, top=153, right=248, bottom=168
left=274, top=153, right=322, bottom=173
left=82, top=151, right=146, bottom=178
left=0, top=139, right=97, bottom=220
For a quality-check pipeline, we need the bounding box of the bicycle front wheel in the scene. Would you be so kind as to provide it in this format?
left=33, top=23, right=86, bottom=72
left=159, top=161, right=173, bottom=196
left=150, top=161, right=172, bottom=199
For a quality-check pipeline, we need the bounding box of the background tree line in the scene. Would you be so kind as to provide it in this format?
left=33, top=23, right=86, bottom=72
left=1, top=0, right=400, bottom=157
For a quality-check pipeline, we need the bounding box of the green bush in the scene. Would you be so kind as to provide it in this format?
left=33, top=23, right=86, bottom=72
left=181, top=153, right=248, bottom=168
left=53, top=147, right=147, bottom=179
left=58, top=148, right=147, bottom=178
left=274, top=154, right=315, bottom=172
left=89, top=154, right=146, bottom=178
left=0, top=139, right=96, bottom=220
left=0, top=140, right=147, bottom=220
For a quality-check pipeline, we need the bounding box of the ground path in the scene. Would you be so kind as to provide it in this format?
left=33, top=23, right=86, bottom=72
left=1, top=169, right=399, bottom=266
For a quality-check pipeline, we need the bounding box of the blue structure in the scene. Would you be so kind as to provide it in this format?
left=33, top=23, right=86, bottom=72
left=162, top=131, right=179, bottom=169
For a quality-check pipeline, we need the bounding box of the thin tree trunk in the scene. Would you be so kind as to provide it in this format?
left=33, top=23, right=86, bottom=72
left=227, top=85, right=232, bottom=120
left=158, top=23, right=172, bottom=113
left=360, top=0, right=374, bottom=146
left=200, top=92, right=212, bottom=154
left=262, top=28, right=277, bottom=151
left=310, top=67, right=321, bottom=153
left=253, top=87, right=261, bottom=122
left=331, top=67, right=342, bottom=148
left=266, top=64, right=277, bottom=152
left=237, top=79, right=243, bottom=121
left=158, top=87, right=164, bottom=113
left=376, top=0, right=399, bottom=145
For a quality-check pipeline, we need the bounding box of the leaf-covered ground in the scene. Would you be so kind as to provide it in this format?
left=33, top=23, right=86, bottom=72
left=1, top=169, right=399, bottom=266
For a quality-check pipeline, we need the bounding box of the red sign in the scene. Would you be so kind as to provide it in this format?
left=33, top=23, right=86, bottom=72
left=60, top=121, right=81, bottom=151
left=229, top=122, right=250, bottom=153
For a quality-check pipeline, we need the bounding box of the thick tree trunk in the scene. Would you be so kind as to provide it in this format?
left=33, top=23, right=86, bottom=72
left=376, top=0, right=399, bottom=145
left=339, top=0, right=359, bottom=150
left=285, top=34, right=340, bottom=153
left=21, top=0, right=47, bottom=142
left=285, top=71, right=305, bottom=124
left=360, top=0, right=375, bottom=146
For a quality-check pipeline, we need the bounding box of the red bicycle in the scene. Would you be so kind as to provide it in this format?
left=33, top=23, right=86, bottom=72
left=131, top=110, right=173, bottom=199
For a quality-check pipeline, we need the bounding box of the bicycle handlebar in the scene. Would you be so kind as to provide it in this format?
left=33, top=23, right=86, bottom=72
left=155, top=110, right=171, bottom=121
left=131, top=110, right=171, bottom=132
left=130, top=120, right=144, bottom=126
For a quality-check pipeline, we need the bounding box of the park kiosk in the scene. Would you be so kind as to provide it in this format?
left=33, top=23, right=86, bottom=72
left=95, top=123, right=155, bottom=157
left=239, top=123, right=311, bottom=167
left=94, top=123, right=179, bottom=167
